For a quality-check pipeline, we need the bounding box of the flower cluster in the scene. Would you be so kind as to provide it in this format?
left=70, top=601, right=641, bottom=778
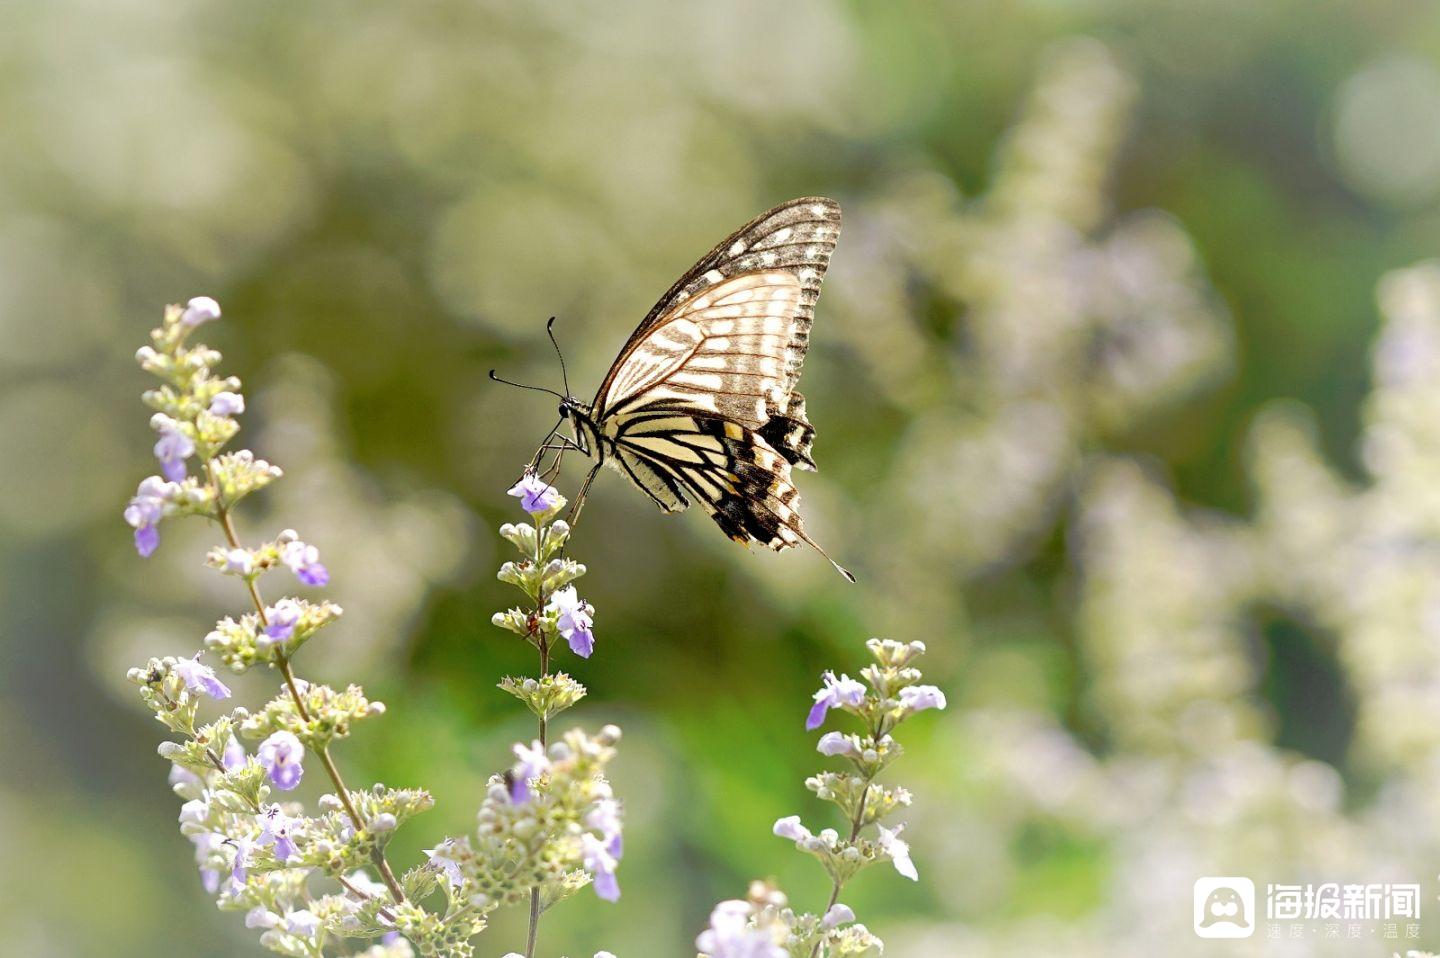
left=424, top=724, right=625, bottom=915
left=492, top=475, right=597, bottom=661
left=489, top=472, right=624, bottom=953
left=697, top=638, right=945, bottom=958
left=124, top=300, right=628, bottom=958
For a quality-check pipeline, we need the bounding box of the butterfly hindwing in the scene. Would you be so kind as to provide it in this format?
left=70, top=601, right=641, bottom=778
left=611, top=413, right=808, bottom=550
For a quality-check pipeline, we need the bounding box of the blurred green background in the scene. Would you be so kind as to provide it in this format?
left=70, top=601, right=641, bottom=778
left=6, top=0, right=1440, bottom=954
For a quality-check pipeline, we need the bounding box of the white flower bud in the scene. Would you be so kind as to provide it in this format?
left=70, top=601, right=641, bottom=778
left=181, top=296, right=222, bottom=328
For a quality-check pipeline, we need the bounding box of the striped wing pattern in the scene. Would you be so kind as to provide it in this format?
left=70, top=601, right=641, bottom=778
left=595, top=196, right=841, bottom=410
left=588, top=198, right=844, bottom=574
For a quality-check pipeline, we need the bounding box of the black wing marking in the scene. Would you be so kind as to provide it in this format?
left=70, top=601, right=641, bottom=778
left=610, top=412, right=851, bottom=580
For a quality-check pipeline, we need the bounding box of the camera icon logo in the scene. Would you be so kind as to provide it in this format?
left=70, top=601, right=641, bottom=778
left=1194, top=877, right=1255, bottom=938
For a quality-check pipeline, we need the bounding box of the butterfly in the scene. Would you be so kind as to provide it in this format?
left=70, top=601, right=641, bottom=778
left=494, top=197, right=852, bottom=581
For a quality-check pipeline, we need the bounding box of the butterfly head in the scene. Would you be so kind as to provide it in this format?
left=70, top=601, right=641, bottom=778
left=559, top=395, right=598, bottom=456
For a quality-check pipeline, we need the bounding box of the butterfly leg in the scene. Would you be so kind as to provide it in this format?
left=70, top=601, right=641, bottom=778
left=566, top=462, right=602, bottom=527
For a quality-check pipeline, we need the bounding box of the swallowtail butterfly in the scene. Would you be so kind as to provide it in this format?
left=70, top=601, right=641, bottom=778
left=498, top=197, right=852, bottom=581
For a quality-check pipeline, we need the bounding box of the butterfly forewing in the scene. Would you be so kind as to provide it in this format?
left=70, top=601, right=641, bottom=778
left=594, top=196, right=841, bottom=411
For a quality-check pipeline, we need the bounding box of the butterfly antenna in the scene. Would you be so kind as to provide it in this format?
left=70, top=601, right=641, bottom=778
left=488, top=369, right=566, bottom=401
left=546, top=317, right=572, bottom=397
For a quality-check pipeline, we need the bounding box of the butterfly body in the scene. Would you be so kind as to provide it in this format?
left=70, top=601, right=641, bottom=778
left=550, top=197, right=852, bottom=580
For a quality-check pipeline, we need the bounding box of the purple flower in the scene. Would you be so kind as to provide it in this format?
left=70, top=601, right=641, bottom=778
left=548, top=586, right=595, bottom=658
left=257, top=804, right=299, bottom=863
left=425, top=841, right=464, bottom=889
left=169, top=763, right=202, bottom=791
left=816, top=731, right=859, bottom=758
left=228, top=835, right=256, bottom=884
left=695, top=901, right=784, bottom=958
left=244, top=907, right=281, bottom=930
left=582, top=832, right=621, bottom=902
left=258, top=731, right=305, bottom=791
left=806, top=672, right=867, bottom=730
left=821, top=903, right=855, bottom=929
left=151, top=414, right=195, bottom=482
left=507, top=473, right=562, bottom=516
left=876, top=824, right=917, bottom=881
left=280, top=539, right=329, bottom=587
left=123, top=476, right=179, bottom=558
left=262, top=599, right=303, bottom=645
left=208, top=391, right=245, bottom=416
left=772, top=815, right=812, bottom=843
left=172, top=654, right=232, bottom=700
left=190, top=832, right=224, bottom=894
left=181, top=296, right=222, bottom=328
left=220, top=547, right=254, bottom=575
left=509, top=740, right=550, bottom=804
left=179, top=797, right=210, bottom=827
left=899, top=684, right=947, bottom=713
left=284, top=910, right=321, bottom=940
left=222, top=738, right=248, bottom=770
left=586, top=798, right=624, bottom=860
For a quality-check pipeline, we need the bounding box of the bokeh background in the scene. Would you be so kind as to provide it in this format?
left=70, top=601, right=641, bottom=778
left=5, top=1, right=1440, bottom=954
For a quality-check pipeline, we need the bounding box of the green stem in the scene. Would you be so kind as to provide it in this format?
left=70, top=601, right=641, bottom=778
left=525, top=523, right=553, bottom=958
left=809, top=715, right=890, bottom=957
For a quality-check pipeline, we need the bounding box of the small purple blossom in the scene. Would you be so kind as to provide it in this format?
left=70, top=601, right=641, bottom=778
left=222, top=737, right=247, bottom=770
left=169, top=763, right=202, bottom=791
left=582, top=832, right=621, bottom=902
left=151, top=414, right=195, bottom=482
left=510, top=740, right=550, bottom=804
left=258, top=730, right=305, bottom=791
left=181, top=296, right=222, bottom=328
left=284, top=910, right=321, bottom=939
left=507, top=473, right=562, bottom=516
left=280, top=538, right=329, bottom=587
left=821, top=903, right=855, bottom=929
left=548, top=585, right=595, bottom=658
left=876, top=823, right=917, bottom=881
left=262, top=599, right=302, bottom=645
left=586, top=798, right=624, bottom=860
left=221, top=547, right=253, bottom=575
left=245, top=907, right=281, bottom=930
left=228, top=835, right=257, bottom=884
left=172, top=654, right=232, bottom=700
left=695, top=900, right=784, bottom=958
left=208, top=390, right=245, bottom=416
left=123, top=476, right=179, bottom=557
left=899, top=684, right=947, bottom=713
left=816, top=731, right=859, bottom=758
left=772, top=815, right=813, bottom=843
left=179, top=797, right=209, bottom=827
left=190, top=832, right=224, bottom=894
left=425, top=841, right=464, bottom=889
left=806, top=671, right=867, bottom=730
left=257, top=804, right=299, bottom=863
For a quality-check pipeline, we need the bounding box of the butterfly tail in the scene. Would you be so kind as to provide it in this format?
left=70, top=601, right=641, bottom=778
left=799, top=529, right=857, bottom=583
